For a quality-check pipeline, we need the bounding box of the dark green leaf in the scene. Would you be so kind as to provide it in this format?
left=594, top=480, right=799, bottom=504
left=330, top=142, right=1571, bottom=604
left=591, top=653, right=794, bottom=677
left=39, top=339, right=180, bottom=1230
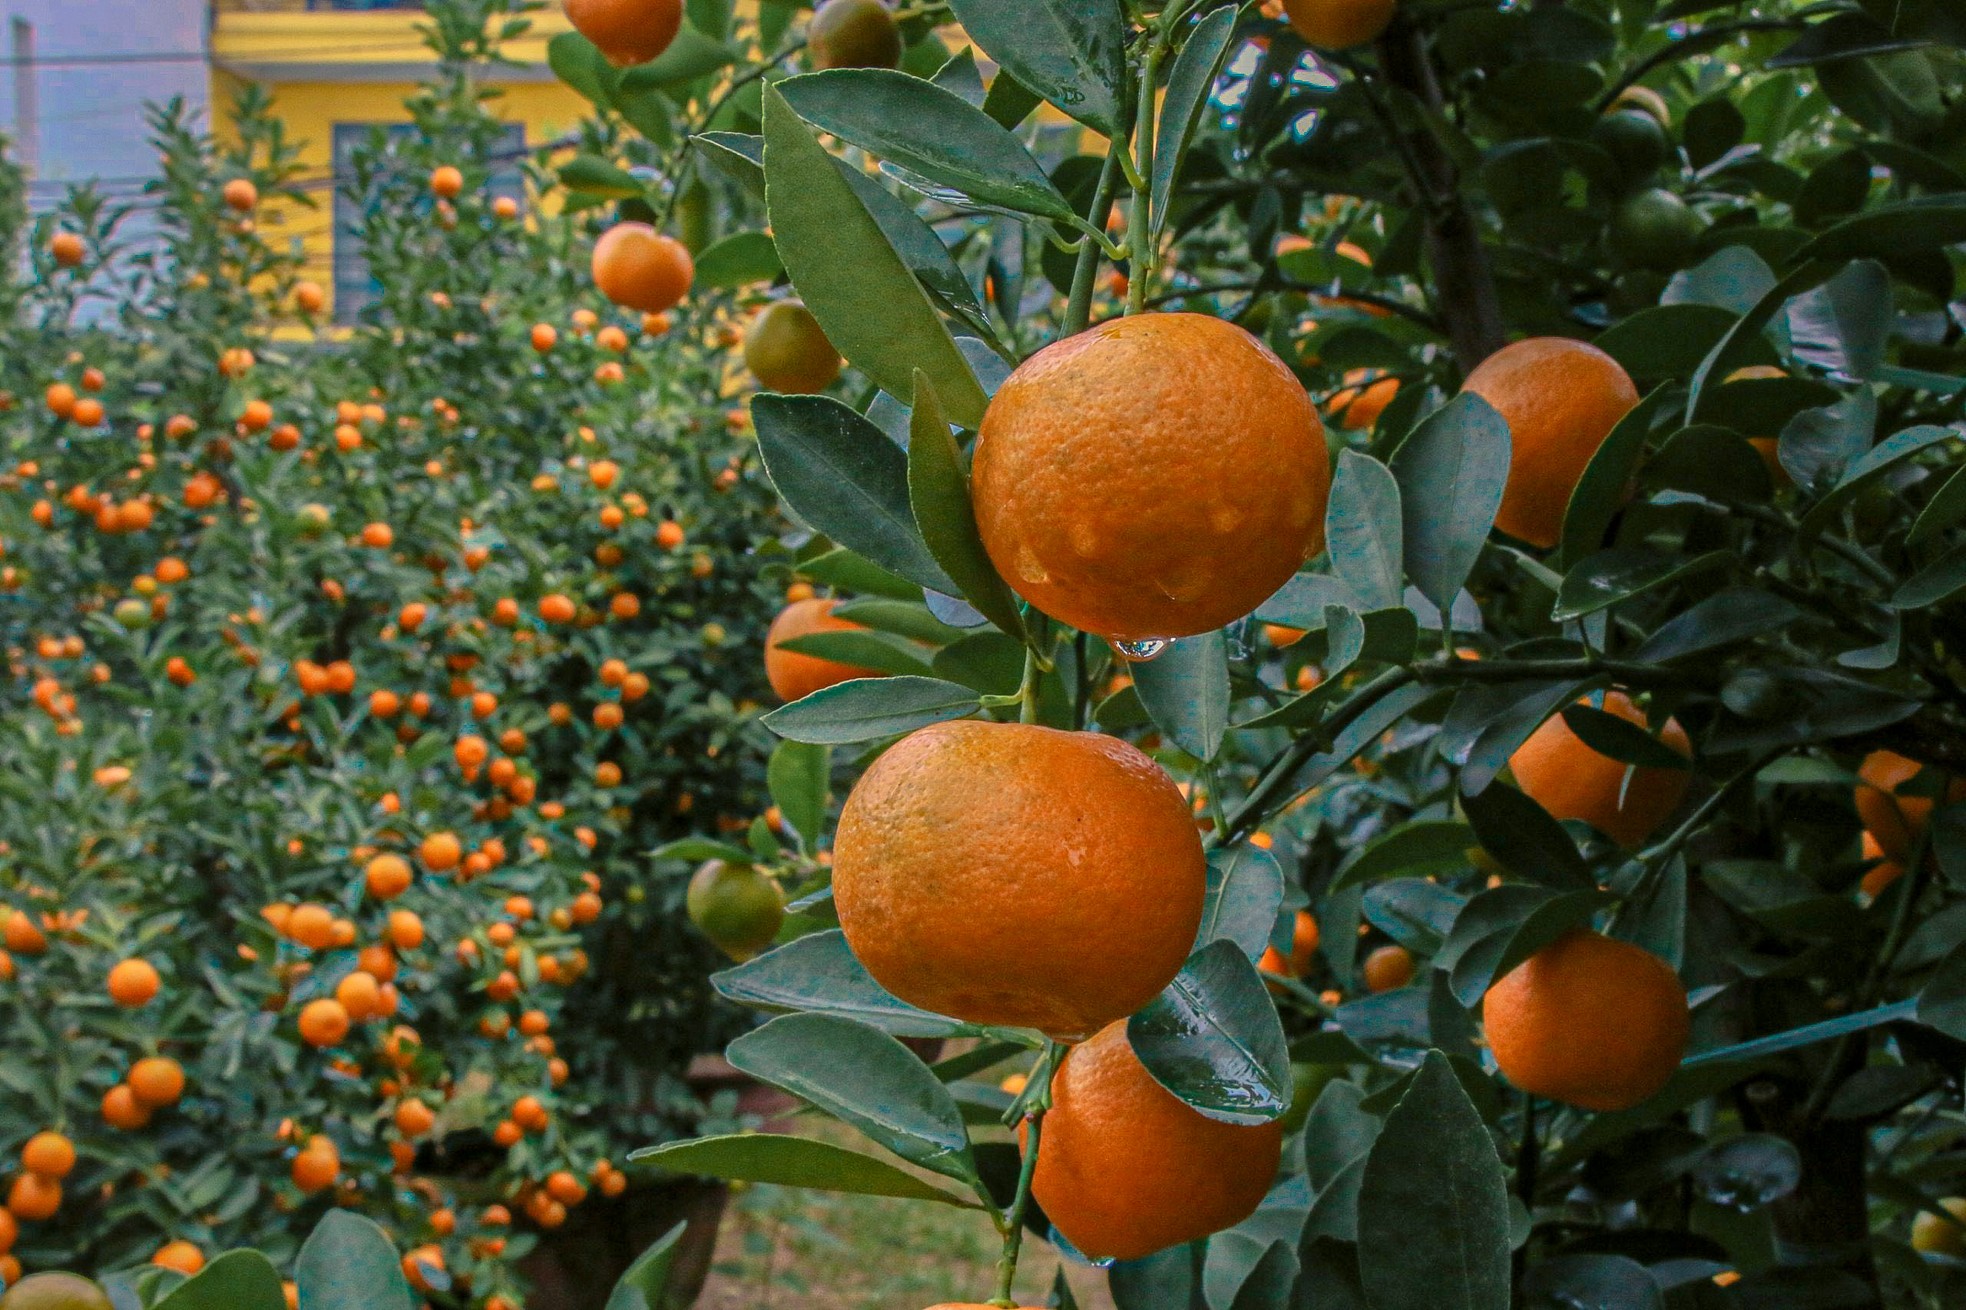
left=753, top=394, right=955, bottom=593
left=1390, top=394, right=1510, bottom=614
left=1779, top=388, right=1877, bottom=490
left=1356, top=1052, right=1510, bottom=1310
left=1794, top=195, right=1966, bottom=263
left=1594, top=305, right=1740, bottom=379
left=906, top=373, right=1027, bottom=641
left=298, top=1212, right=416, bottom=1310
left=619, top=23, right=738, bottom=86
left=776, top=70, right=1075, bottom=221
left=765, top=740, right=830, bottom=846
left=761, top=675, right=980, bottom=745
left=713, top=930, right=983, bottom=1038
left=1909, top=464, right=1966, bottom=545
left=1326, top=450, right=1404, bottom=611
left=558, top=153, right=645, bottom=199
left=944, top=0, right=1128, bottom=136
left=1199, top=844, right=1287, bottom=961
left=1788, top=259, right=1891, bottom=380
left=1631, top=589, right=1801, bottom=663
left=161, top=1252, right=286, bottom=1310
left=762, top=84, right=987, bottom=426
left=1561, top=704, right=1691, bottom=770
left=1523, top=1256, right=1662, bottom=1310
left=548, top=32, right=616, bottom=109
left=727, top=1014, right=979, bottom=1185
left=1445, top=888, right=1616, bottom=1008
left=1152, top=7, right=1237, bottom=243
left=693, top=230, right=783, bottom=288
left=1552, top=549, right=1731, bottom=621
left=1131, top=630, right=1230, bottom=761
left=1798, top=424, right=1959, bottom=537
left=632, top=1133, right=982, bottom=1205
left=1460, top=783, right=1592, bottom=890
left=1558, top=384, right=1671, bottom=569
left=1333, top=821, right=1478, bottom=894
left=603, top=1223, right=686, bottom=1310
left=1362, top=879, right=1467, bottom=954
left=774, top=629, right=935, bottom=678
left=1894, top=545, right=1966, bottom=610
left=1129, top=940, right=1292, bottom=1125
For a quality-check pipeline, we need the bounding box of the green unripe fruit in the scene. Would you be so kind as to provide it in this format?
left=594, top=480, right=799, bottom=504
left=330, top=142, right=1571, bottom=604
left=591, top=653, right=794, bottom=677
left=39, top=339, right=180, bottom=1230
left=808, top=0, right=902, bottom=70
left=113, top=598, right=151, bottom=629
left=1912, top=1197, right=1966, bottom=1256
left=743, top=301, right=842, bottom=395
left=687, top=860, right=784, bottom=961
left=1280, top=1063, right=1341, bottom=1133
left=1, top=1273, right=116, bottom=1310
left=1591, top=109, right=1670, bottom=183
left=1611, top=188, right=1702, bottom=271
left=297, top=503, right=332, bottom=537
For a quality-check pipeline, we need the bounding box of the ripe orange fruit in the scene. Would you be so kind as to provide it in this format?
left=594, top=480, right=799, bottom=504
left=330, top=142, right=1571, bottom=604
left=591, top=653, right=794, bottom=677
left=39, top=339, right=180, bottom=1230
left=763, top=598, right=883, bottom=701
left=1855, top=749, right=1965, bottom=861
left=1911, top=1197, right=1966, bottom=1256
left=540, top=593, right=577, bottom=624
left=287, top=902, right=336, bottom=950
left=6, top=1174, right=59, bottom=1221
left=808, top=0, right=903, bottom=69
left=365, top=853, right=413, bottom=900
left=395, top=1098, right=437, bottom=1138
left=101, top=1085, right=150, bottom=1131
left=128, top=1057, right=185, bottom=1107
left=151, top=1242, right=204, bottom=1275
left=222, top=178, right=258, bottom=212
left=107, top=957, right=160, bottom=1008
left=429, top=165, right=464, bottom=198
left=1031, top=1022, right=1282, bottom=1260
left=0, top=1273, right=114, bottom=1310
left=291, top=1141, right=340, bottom=1194
left=420, top=831, right=462, bottom=872
left=742, top=300, right=842, bottom=394
left=833, top=721, right=1205, bottom=1039
left=299, top=998, right=352, bottom=1048
left=1362, top=943, right=1415, bottom=993
left=972, top=313, right=1328, bottom=642
left=1509, top=690, right=1689, bottom=849
left=1326, top=369, right=1399, bottom=431
left=1860, top=831, right=1905, bottom=899
left=1283, top=0, right=1397, bottom=49
left=20, top=1133, right=74, bottom=1180
left=1459, top=337, right=1640, bottom=549
left=50, top=233, right=85, bottom=267
left=336, top=970, right=382, bottom=1020
left=294, top=280, right=326, bottom=314
left=565, top=0, right=683, bottom=66
left=1483, top=929, right=1688, bottom=1111
left=685, top=861, right=784, bottom=961
left=1258, top=910, right=1320, bottom=978
left=591, top=223, right=693, bottom=314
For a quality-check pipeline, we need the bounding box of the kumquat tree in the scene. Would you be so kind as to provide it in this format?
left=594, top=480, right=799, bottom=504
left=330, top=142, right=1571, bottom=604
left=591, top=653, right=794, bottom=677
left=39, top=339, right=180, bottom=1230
left=4, top=0, right=1966, bottom=1308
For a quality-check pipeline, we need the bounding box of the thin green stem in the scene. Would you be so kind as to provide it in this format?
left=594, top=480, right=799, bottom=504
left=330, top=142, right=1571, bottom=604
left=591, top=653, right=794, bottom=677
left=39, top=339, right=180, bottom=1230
left=1018, top=645, right=1042, bottom=724
left=992, top=1041, right=1062, bottom=1305
left=1064, top=149, right=1123, bottom=336
left=1125, top=38, right=1163, bottom=316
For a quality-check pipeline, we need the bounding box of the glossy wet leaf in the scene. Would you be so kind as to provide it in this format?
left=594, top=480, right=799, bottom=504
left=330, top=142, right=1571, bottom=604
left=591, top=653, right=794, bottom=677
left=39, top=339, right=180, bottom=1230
left=776, top=70, right=1075, bottom=221
left=944, top=0, right=1128, bottom=136
left=1152, top=6, right=1237, bottom=243
left=298, top=1212, right=416, bottom=1310
left=1389, top=394, right=1510, bottom=613
left=158, top=1252, right=286, bottom=1310
left=712, top=930, right=981, bottom=1037
left=762, top=84, right=987, bottom=426
left=761, top=676, right=980, bottom=745
left=752, top=393, right=954, bottom=593
left=1326, top=450, right=1404, bottom=611
left=1199, top=844, right=1287, bottom=961
left=603, top=1221, right=685, bottom=1310
left=631, top=1133, right=983, bottom=1206
left=1129, top=939, right=1291, bottom=1125
left=1356, top=1052, right=1510, bottom=1310
left=727, top=1013, right=980, bottom=1186
left=1332, top=821, right=1477, bottom=895
left=1557, top=384, right=1669, bottom=569
left=906, top=373, right=1027, bottom=641
left=1131, top=630, right=1230, bottom=761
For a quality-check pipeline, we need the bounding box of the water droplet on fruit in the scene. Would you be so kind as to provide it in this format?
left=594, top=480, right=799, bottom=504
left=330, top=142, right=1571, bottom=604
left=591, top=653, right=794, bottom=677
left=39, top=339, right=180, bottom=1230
left=1109, top=638, right=1169, bottom=662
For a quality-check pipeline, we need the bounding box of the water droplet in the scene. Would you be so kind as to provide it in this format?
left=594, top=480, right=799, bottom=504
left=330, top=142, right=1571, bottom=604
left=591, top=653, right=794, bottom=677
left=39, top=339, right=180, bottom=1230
left=1109, top=638, right=1169, bottom=662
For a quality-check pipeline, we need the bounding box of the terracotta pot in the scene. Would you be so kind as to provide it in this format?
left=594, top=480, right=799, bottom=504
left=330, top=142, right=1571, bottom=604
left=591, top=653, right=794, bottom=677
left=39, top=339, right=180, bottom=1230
left=516, top=1176, right=728, bottom=1310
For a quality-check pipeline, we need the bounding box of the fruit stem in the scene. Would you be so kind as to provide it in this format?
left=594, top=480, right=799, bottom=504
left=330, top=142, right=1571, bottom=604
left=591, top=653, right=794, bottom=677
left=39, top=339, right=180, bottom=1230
left=992, top=1041, right=1062, bottom=1305
left=1017, top=646, right=1042, bottom=724
left=1064, top=150, right=1123, bottom=335
left=1124, top=38, right=1163, bottom=315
